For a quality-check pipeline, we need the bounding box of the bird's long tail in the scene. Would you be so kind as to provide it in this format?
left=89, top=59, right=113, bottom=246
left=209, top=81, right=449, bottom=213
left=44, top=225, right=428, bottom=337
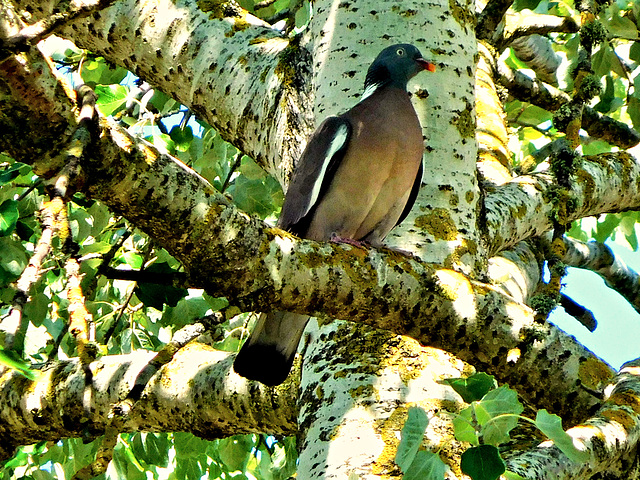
left=233, top=311, right=310, bottom=386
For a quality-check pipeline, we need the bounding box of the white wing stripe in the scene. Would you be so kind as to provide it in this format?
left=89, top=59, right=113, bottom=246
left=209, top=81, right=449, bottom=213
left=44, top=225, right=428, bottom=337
left=304, top=123, right=349, bottom=217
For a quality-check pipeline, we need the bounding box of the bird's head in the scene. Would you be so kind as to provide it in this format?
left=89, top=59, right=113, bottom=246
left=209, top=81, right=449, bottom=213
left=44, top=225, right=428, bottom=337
left=364, top=44, right=435, bottom=94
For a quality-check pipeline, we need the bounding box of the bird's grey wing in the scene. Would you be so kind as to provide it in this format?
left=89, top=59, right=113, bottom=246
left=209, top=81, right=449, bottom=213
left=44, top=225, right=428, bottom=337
left=395, top=160, right=423, bottom=228
left=277, top=116, right=352, bottom=236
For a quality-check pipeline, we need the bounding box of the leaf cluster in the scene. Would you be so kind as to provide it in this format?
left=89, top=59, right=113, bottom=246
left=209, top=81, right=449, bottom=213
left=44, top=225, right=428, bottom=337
left=394, top=373, right=588, bottom=480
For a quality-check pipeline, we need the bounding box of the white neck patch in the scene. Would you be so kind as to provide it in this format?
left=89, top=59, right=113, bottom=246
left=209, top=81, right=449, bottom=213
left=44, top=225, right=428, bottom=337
left=360, top=82, right=382, bottom=101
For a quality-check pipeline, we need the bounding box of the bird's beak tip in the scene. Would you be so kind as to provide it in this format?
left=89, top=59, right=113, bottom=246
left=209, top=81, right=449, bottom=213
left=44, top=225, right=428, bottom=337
left=416, top=58, right=436, bottom=72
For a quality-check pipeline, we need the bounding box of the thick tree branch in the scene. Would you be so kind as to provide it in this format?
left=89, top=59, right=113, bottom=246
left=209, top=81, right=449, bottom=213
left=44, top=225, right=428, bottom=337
left=485, top=152, right=640, bottom=256
left=0, top=345, right=298, bottom=461
left=0, top=0, right=118, bottom=60
left=477, top=0, right=513, bottom=42
left=509, top=35, right=562, bottom=86
left=38, top=0, right=313, bottom=184
left=476, top=41, right=513, bottom=186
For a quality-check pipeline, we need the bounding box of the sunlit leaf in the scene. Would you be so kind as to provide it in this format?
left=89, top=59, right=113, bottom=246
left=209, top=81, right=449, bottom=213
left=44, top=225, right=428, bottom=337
left=535, top=410, right=590, bottom=463
left=395, top=406, right=429, bottom=472
left=95, top=84, right=129, bottom=116
left=404, top=451, right=449, bottom=480
left=443, top=372, right=497, bottom=403
left=474, top=386, right=523, bottom=445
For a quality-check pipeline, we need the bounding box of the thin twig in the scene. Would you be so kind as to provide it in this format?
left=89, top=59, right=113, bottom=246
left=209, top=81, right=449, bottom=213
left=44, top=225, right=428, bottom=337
left=560, top=293, right=597, bottom=331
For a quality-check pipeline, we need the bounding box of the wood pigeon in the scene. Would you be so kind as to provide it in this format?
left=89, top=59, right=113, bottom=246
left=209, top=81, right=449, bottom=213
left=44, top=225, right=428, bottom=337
left=233, top=44, right=435, bottom=386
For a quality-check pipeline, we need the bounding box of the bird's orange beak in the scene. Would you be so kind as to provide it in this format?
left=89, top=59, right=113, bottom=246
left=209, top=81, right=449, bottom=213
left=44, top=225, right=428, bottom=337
left=416, top=58, right=436, bottom=72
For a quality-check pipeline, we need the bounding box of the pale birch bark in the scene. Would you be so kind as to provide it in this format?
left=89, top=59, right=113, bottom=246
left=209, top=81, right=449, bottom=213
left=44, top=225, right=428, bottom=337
left=3, top=0, right=640, bottom=477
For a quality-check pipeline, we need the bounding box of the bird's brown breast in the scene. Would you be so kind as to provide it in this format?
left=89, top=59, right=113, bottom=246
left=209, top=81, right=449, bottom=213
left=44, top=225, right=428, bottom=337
left=304, top=87, right=424, bottom=245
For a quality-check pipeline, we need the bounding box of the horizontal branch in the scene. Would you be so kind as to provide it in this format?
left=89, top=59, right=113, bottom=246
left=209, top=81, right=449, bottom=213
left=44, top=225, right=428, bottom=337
left=50, top=0, right=313, bottom=183
left=501, top=13, right=579, bottom=49
left=59, top=117, right=609, bottom=424
left=0, top=0, right=118, bottom=61
left=102, top=267, right=188, bottom=286
left=498, top=62, right=640, bottom=149
left=477, top=0, right=514, bottom=43
left=485, top=152, right=640, bottom=256
left=0, top=346, right=298, bottom=460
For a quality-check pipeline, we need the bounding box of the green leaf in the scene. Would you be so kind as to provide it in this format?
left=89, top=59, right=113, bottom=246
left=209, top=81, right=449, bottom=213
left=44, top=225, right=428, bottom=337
left=395, top=406, right=429, bottom=472
left=131, top=433, right=170, bottom=467
left=535, top=410, right=590, bottom=463
left=226, top=174, right=284, bottom=219
left=404, top=451, right=449, bottom=480
left=218, top=434, right=254, bottom=471
left=517, top=105, right=552, bottom=126
left=0, top=236, right=28, bottom=279
left=148, top=90, right=181, bottom=114
left=161, top=295, right=225, bottom=328
left=594, top=213, right=620, bottom=243
left=443, top=373, right=497, bottom=403
left=0, top=163, right=26, bottom=185
left=134, top=263, right=188, bottom=310
left=23, top=292, right=49, bottom=327
left=0, top=348, right=38, bottom=379
left=95, top=84, right=129, bottom=116
left=149, top=133, right=176, bottom=153
left=629, top=94, right=640, bottom=132
left=453, top=406, right=480, bottom=445
left=604, top=5, right=638, bottom=40
left=0, top=199, right=19, bottom=236
left=170, top=125, right=194, bottom=152
left=112, top=440, right=147, bottom=480
left=631, top=41, right=640, bottom=64
left=460, top=445, right=506, bottom=480
left=592, top=44, right=626, bottom=78
left=474, top=386, right=523, bottom=445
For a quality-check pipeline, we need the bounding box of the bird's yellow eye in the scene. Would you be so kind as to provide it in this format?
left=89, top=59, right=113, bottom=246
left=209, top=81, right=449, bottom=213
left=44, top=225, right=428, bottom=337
left=396, top=48, right=405, bottom=56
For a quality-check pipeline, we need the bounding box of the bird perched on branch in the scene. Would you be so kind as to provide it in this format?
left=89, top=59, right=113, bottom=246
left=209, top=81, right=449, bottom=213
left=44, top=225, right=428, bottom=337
left=233, top=43, right=435, bottom=386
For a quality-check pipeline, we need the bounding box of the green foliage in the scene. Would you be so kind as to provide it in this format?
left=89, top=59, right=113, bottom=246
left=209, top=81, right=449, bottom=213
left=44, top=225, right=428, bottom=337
left=395, top=407, right=449, bottom=480
left=461, top=445, right=505, bottom=480
left=395, top=406, right=430, bottom=472
left=403, top=451, right=449, bottom=480
left=443, top=372, right=497, bottom=403
left=0, top=348, right=38, bottom=379
left=534, top=410, right=590, bottom=462
left=94, top=85, right=129, bottom=117
left=0, top=199, right=19, bottom=236
left=580, top=20, right=608, bottom=52
left=444, top=378, right=591, bottom=480
left=529, top=292, right=560, bottom=315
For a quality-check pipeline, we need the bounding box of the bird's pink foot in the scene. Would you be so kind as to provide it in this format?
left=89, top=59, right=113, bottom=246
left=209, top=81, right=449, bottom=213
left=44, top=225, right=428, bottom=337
left=330, top=234, right=368, bottom=248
